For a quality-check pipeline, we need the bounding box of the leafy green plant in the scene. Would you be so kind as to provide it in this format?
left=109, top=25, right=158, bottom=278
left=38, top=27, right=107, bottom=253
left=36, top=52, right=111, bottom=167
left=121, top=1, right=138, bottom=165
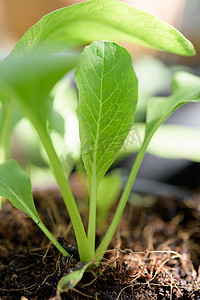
left=0, top=0, right=199, bottom=284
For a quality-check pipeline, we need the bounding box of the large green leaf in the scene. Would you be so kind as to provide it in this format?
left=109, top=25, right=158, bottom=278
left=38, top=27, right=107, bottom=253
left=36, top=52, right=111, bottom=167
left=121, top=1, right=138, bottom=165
left=75, top=41, right=138, bottom=186
left=10, top=0, right=195, bottom=58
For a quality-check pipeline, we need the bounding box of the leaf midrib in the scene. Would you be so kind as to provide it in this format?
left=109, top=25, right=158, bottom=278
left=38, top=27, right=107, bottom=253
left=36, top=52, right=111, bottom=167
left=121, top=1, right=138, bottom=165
left=92, top=43, right=104, bottom=183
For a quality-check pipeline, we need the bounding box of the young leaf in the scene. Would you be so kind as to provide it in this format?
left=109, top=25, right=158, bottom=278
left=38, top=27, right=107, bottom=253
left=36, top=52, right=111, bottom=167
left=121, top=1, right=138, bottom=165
left=76, top=41, right=137, bottom=254
left=10, top=0, right=194, bottom=58
left=76, top=41, right=138, bottom=186
left=145, top=72, right=200, bottom=140
left=0, top=160, right=39, bottom=219
left=0, top=160, right=69, bottom=257
left=58, top=263, right=90, bottom=293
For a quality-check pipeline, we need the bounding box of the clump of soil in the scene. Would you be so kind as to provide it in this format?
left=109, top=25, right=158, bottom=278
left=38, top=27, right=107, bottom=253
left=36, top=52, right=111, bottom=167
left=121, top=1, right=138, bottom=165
left=0, top=186, right=200, bottom=299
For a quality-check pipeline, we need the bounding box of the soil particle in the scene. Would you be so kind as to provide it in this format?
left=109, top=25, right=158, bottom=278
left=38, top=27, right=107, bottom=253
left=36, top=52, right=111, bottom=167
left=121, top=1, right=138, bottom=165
left=0, top=188, right=200, bottom=299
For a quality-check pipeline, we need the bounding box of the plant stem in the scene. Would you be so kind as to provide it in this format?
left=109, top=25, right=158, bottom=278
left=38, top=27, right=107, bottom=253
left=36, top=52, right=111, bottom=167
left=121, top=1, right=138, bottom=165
left=0, top=100, right=15, bottom=209
left=87, top=176, right=97, bottom=257
left=0, top=100, right=15, bottom=164
left=37, top=219, right=70, bottom=257
left=33, top=121, right=91, bottom=261
left=95, top=136, right=151, bottom=260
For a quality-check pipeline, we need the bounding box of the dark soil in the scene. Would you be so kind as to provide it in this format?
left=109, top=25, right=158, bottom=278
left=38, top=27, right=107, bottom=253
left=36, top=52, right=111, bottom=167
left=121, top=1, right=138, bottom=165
left=0, top=183, right=200, bottom=299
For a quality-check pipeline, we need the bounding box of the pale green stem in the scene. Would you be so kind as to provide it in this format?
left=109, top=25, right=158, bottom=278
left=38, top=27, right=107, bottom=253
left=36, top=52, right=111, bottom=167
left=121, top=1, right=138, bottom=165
left=0, top=100, right=15, bottom=209
left=0, top=101, right=15, bottom=164
left=87, top=176, right=97, bottom=257
left=32, top=121, right=91, bottom=261
left=24, top=205, right=69, bottom=256
left=37, top=219, right=70, bottom=257
left=95, top=135, right=151, bottom=260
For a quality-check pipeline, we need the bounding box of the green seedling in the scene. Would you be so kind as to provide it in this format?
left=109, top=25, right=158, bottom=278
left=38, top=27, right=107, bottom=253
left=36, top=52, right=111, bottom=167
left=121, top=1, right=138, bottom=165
left=58, top=262, right=90, bottom=293
left=0, top=0, right=199, bottom=291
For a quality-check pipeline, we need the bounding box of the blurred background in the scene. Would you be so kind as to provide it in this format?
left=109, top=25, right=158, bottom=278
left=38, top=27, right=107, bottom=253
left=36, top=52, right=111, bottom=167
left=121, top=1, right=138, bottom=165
left=0, top=0, right=200, bottom=192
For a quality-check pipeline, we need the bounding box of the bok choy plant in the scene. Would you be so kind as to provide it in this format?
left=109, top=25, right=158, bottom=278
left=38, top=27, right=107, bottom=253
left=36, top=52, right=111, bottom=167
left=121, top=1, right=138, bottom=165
left=0, top=0, right=199, bottom=277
